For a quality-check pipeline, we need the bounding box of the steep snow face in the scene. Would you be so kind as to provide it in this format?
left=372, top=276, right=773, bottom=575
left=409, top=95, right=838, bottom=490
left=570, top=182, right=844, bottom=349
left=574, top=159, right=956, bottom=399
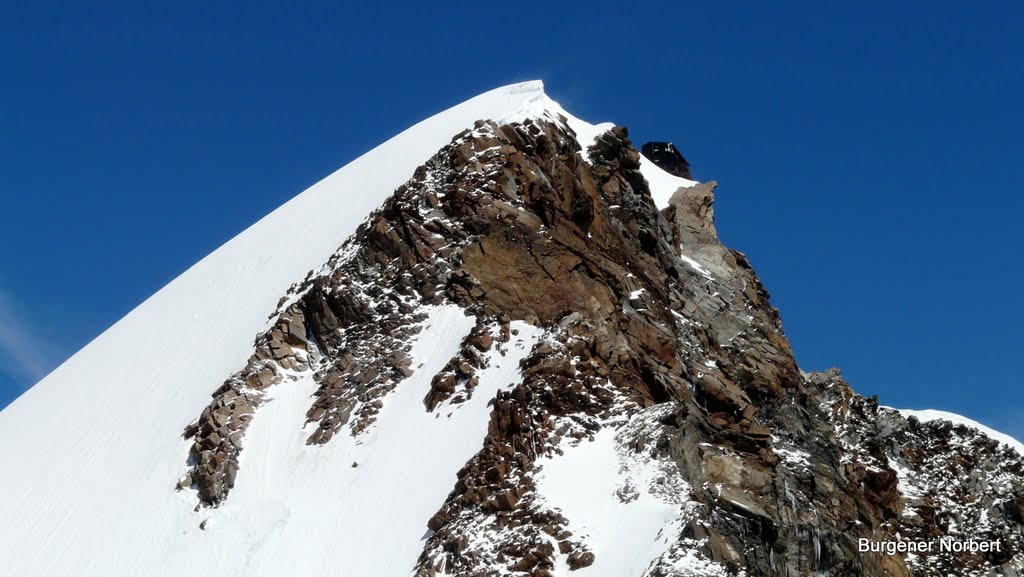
left=639, top=155, right=698, bottom=209
left=537, top=425, right=682, bottom=577
left=898, top=408, right=1024, bottom=455
left=535, top=425, right=684, bottom=577
left=534, top=405, right=728, bottom=577
left=160, top=307, right=542, bottom=577
left=0, top=81, right=576, bottom=577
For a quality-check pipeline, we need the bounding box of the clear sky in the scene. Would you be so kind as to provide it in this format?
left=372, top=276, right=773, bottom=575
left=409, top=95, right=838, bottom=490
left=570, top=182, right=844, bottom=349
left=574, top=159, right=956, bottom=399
left=1, top=2, right=1021, bottom=438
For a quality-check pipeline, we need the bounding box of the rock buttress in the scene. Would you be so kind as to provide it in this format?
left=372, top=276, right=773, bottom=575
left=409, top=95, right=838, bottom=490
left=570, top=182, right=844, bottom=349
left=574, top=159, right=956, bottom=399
left=178, top=112, right=1023, bottom=577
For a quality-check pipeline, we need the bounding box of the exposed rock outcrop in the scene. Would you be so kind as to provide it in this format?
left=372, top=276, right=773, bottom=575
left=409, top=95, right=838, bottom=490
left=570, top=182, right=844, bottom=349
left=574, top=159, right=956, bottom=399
left=178, top=113, right=1024, bottom=576
left=667, top=180, right=718, bottom=244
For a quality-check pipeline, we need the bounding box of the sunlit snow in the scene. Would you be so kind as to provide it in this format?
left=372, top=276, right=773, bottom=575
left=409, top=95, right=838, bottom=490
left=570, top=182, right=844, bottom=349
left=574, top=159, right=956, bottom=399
left=0, top=80, right=563, bottom=577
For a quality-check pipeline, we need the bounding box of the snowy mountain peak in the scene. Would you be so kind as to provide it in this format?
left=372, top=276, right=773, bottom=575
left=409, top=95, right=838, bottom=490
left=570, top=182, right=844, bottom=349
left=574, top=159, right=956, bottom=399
left=1, top=82, right=1021, bottom=577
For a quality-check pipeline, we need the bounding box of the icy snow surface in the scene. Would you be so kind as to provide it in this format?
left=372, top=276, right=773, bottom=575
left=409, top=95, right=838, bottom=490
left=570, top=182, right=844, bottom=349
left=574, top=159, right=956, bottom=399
left=0, top=80, right=572, bottom=577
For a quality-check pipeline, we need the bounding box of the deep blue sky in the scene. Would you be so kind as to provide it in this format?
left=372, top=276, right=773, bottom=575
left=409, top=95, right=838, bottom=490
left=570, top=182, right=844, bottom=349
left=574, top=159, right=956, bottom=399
left=1, top=2, right=1021, bottom=438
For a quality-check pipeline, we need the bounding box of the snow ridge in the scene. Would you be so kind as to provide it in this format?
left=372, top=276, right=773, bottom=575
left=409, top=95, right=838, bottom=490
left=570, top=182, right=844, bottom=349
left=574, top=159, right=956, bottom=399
left=897, top=408, right=1024, bottom=456
left=0, top=80, right=585, bottom=577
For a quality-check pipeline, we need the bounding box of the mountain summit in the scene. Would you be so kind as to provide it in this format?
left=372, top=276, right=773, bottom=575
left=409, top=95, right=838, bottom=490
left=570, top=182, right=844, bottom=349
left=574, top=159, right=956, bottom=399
left=1, top=81, right=1021, bottom=577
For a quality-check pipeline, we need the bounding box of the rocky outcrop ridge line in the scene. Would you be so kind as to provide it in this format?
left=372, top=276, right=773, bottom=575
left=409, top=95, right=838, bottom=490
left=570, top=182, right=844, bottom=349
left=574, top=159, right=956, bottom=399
left=179, top=111, right=1023, bottom=576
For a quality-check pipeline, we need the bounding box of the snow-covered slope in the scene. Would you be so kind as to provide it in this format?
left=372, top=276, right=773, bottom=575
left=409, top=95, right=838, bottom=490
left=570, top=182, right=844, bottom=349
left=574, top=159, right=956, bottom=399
left=639, top=155, right=698, bottom=208
left=898, top=408, right=1024, bottom=455
left=160, top=308, right=542, bottom=577
left=10, top=77, right=1018, bottom=577
left=0, top=81, right=619, bottom=577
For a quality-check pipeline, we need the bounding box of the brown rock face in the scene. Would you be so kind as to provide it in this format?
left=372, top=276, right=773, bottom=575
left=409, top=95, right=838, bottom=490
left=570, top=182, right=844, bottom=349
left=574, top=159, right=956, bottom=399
left=813, top=369, right=1024, bottom=576
left=176, top=113, right=1023, bottom=576
left=667, top=180, right=718, bottom=244
left=179, top=304, right=320, bottom=503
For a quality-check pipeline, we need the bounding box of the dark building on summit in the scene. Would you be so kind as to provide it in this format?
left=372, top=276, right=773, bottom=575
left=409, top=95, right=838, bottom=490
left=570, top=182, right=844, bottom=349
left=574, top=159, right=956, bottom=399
left=641, top=142, right=692, bottom=180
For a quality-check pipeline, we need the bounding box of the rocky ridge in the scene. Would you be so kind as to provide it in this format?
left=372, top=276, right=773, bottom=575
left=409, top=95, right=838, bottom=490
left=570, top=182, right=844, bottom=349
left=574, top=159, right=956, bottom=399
left=177, top=110, right=1024, bottom=576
